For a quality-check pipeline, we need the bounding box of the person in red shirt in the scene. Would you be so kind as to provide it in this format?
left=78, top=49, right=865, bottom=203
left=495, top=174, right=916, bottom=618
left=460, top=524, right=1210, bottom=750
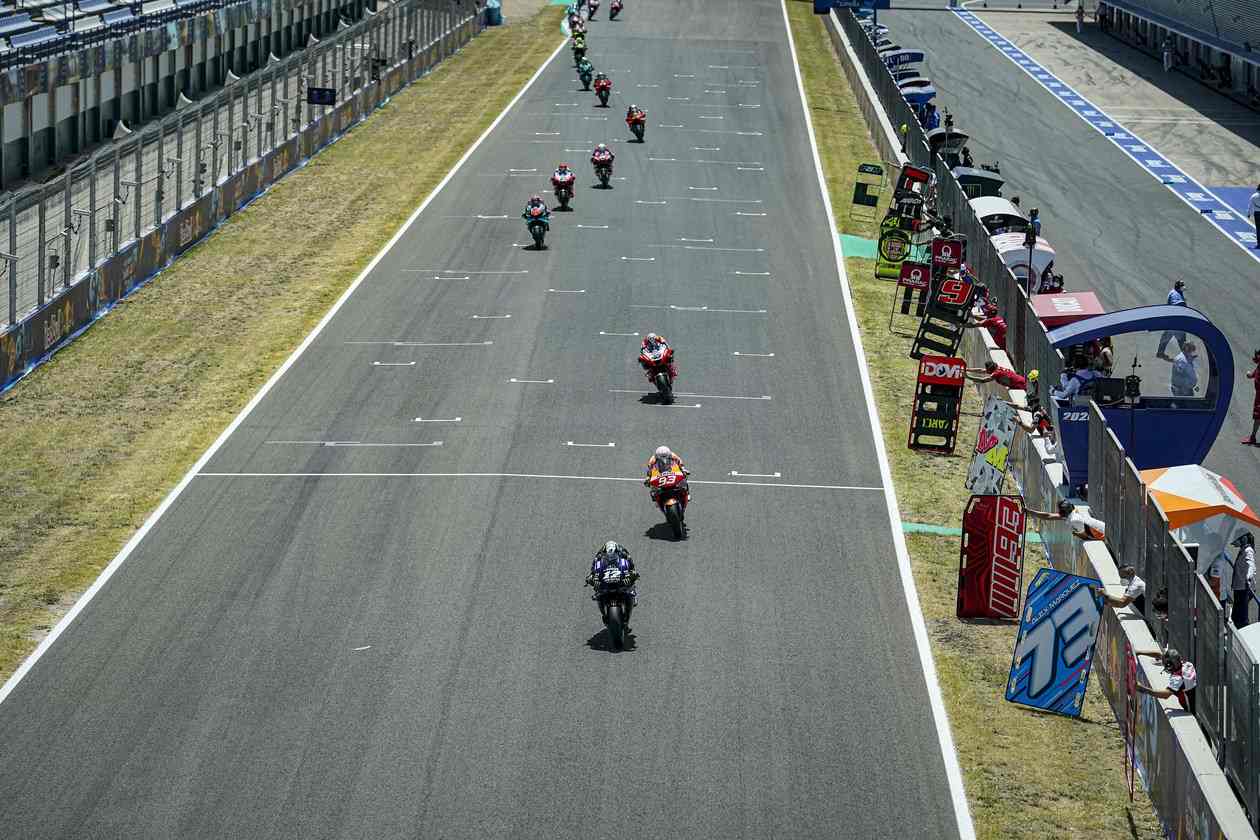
left=967, top=361, right=1026, bottom=390
left=965, top=303, right=1007, bottom=350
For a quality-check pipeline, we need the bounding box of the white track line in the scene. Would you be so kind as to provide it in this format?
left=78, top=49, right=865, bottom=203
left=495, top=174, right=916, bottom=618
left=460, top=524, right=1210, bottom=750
left=266, top=440, right=443, bottom=448
left=0, top=32, right=574, bottom=709
left=372, top=361, right=417, bottom=367
left=609, top=388, right=770, bottom=400
left=346, top=340, right=493, bottom=347
left=508, top=378, right=555, bottom=384
left=733, top=351, right=775, bottom=357
left=196, top=471, right=882, bottom=491
left=414, top=417, right=462, bottom=423
left=565, top=441, right=616, bottom=448
left=730, top=470, right=780, bottom=478
left=785, top=3, right=974, bottom=836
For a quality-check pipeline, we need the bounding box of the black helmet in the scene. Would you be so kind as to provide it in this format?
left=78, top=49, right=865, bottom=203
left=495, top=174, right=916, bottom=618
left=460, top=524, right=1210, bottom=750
left=1162, top=648, right=1184, bottom=673
left=1232, top=531, right=1254, bottom=548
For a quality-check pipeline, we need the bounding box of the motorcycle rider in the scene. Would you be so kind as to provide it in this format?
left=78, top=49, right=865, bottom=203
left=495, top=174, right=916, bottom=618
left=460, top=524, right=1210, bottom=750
left=626, top=103, right=645, bottom=124
left=522, top=193, right=551, bottom=227
left=586, top=540, right=638, bottom=625
left=591, top=142, right=615, bottom=169
left=639, top=332, right=677, bottom=377
left=643, top=445, right=688, bottom=486
left=577, top=56, right=595, bottom=84
left=552, top=162, right=576, bottom=191
left=593, top=71, right=612, bottom=96
left=571, top=31, right=587, bottom=54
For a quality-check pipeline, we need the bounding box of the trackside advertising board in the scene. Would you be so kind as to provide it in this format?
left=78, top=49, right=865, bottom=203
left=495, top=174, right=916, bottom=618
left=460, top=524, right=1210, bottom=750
left=957, top=494, right=1025, bottom=619
left=1005, top=568, right=1104, bottom=718
left=965, top=394, right=1017, bottom=494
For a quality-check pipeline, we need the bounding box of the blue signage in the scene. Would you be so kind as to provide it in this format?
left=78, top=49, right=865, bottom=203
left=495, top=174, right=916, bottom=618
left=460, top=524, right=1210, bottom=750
left=1005, top=568, right=1103, bottom=717
left=836, top=0, right=891, bottom=7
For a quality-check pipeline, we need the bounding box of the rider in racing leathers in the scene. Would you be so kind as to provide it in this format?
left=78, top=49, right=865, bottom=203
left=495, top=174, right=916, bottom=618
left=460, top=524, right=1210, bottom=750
left=586, top=540, right=638, bottom=624
left=591, top=142, right=615, bottom=169
left=643, top=445, right=688, bottom=485
left=522, top=194, right=551, bottom=226
left=639, top=332, right=677, bottom=378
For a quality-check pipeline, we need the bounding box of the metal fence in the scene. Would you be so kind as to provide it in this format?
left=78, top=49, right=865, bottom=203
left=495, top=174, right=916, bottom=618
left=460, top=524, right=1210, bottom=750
left=1228, top=632, right=1260, bottom=824
left=1198, top=573, right=1226, bottom=753
left=0, top=0, right=467, bottom=330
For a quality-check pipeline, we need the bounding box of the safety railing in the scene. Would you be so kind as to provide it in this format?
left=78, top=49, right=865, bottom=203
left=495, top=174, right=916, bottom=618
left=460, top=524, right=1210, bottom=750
left=0, top=0, right=480, bottom=387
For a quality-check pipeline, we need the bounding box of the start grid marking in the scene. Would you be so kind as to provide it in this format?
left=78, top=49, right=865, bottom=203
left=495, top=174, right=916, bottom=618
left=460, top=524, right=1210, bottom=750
left=954, top=10, right=1260, bottom=256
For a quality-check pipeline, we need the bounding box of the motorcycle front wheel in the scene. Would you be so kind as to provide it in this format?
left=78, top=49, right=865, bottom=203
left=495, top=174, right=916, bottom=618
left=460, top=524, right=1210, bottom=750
left=665, top=503, right=683, bottom=540
left=654, top=371, right=673, bottom=404
left=605, top=602, right=625, bottom=650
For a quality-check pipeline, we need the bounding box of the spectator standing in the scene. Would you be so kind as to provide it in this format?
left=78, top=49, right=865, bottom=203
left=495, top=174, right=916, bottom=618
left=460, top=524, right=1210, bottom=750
left=1029, top=207, right=1042, bottom=237
left=1169, top=341, right=1199, bottom=397
left=1162, top=37, right=1175, bottom=72
left=1249, top=184, right=1260, bottom=248
left=1134, top=648, right=1197, bottom=714
left=1096, top=564, right=1146, bottom=614
left=1075, top=3, right=1084, bottom=35
left=967, top=360, right=1025, bottom=390
left=1245, top=350, right=1260, bottom=445
left=1231, top=532, right=1256, bottom=628
left=1156, top=280, right=1188, bottom=360
left=1051, top=363, right=1101, bottom=401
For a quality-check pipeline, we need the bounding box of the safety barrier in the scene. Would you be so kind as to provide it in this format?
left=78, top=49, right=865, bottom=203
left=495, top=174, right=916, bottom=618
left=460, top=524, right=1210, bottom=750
left=0, top=0, right=482, bottom=391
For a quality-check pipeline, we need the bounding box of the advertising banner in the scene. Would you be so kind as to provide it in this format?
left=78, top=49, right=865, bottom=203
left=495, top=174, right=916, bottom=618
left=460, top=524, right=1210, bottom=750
left=957, top=494, right=1026, bottom=619
left=931, top=236, right=966, bottom=270
left=908, top=355, right=965, bottom=453
left=1005, top=568, right=1104, bottom=717
left=876, top=213, right=912, bottom=280
left=910, top=272, right=974, bottom=359
left=889, top=260, right=930, bottom=334
left=965, top=394, right=1017, bottom=494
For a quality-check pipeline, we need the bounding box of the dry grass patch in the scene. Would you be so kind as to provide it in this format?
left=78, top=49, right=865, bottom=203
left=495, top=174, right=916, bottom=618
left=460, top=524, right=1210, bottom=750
left=786, top=2, right=1161, bottom=836
left=0, top=7, right=565, bottom=681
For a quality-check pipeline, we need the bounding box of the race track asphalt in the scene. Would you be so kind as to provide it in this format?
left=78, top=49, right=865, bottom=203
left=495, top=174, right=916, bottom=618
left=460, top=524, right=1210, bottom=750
left=0, top=3, right=965, bottom=838
left=882, top=6, right=1260, bottom=502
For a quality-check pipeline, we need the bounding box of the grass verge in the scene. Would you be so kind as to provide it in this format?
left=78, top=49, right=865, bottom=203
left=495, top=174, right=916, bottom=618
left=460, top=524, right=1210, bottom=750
left=785, top=2, right=1162, bottom=837
left=0, top=6, right=565, bottom=683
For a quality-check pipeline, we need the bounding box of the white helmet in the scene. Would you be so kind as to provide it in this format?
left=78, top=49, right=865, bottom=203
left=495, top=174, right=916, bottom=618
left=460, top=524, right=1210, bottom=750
left=654, top=445, right=672, bottom=462
left=646, top=332, right=659, bottom=344
left=604, top=540, right=620, bottom=555
left=596, top=143, right=607, bottom=152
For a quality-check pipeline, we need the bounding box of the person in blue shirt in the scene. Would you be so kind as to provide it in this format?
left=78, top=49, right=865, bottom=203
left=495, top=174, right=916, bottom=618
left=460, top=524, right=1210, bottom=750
left=1156, top=280, right=1187, bottom=360
left=1169, top=340, right=1199, bottom=397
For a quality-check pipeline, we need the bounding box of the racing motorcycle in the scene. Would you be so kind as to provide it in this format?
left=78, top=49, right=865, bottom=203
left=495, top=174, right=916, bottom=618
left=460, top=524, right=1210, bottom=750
left=593, top=157, right=613, bottom=188
left=572, top=37, right=587, bottom=65
left=594, top=75, right=612, bottom=107
left=552, top=172, right=576, bottom=210
left=524, top=205, right=549, bottom=249
left=609, top=0, right=622, bottom=19
left=579, top=66, right=593, bottom=90
left=638, top=343, right=675, bottom=403
left=647, top=465, right=689, bottom=540
left=626, top=108, right=646, bottom=142
left=587, top=0, right=600, bottom=19
left=588, top=563, right=636, bottom=650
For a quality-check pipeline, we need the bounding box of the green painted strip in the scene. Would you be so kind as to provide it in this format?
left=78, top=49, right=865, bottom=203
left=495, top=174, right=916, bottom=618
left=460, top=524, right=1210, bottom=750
left=902, top=521, right=1043, bottom=543
left=839, top=233, right=878, bottom=260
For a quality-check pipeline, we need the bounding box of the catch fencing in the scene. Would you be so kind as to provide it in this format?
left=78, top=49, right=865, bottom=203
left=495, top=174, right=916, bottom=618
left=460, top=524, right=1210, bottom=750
left=0, top=0, right=480, bottom=389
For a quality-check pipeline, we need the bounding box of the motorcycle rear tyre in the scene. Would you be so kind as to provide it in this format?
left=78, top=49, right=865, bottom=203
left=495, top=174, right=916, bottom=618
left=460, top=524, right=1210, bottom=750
left=531, top=225, right=545, bottom=250
left=666, top=504, right=683, bottom=540
left=605, top=602, right=625, bottom=650
left=597, top=168, right=610, bottom=188
left=598, top=91, right=609, bottom=107
left=631, top=123, right=644, bottom=142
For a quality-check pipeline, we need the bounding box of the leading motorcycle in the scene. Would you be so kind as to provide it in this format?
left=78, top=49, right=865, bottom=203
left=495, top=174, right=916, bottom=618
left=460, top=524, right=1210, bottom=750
left=593, top=157, right=613, bottom=188
left=594, top=74, right=612, bottom=107
left=647, top=465, right=689, bottom=540
left=552, top=170, right=576, bottom=210
left=523, top=205, right=549, bottom=249
left=626, top=108, right=646, bottom=142
left=609, top=0, right=622, bottom=19
left=587, top=564, right=637, bottom=650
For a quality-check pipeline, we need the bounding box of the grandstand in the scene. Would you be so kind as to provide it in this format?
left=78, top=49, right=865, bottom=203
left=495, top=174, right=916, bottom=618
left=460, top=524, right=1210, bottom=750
left=1101, top=0, right=1260, bottom=107
left=0, top=0, right=375, bottom=187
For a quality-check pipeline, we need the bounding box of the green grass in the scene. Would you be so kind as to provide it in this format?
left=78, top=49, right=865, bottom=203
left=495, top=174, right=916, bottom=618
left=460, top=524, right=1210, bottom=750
left=0, top=6, right=566, bottom=683
left=785, top=2, right=1162, bottom=837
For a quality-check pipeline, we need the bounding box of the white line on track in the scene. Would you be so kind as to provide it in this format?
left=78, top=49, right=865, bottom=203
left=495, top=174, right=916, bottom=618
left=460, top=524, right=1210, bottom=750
left=548, top=288, right=586, bottom=293
left=733, top=211, right=768, bottom=217
left=738, top=167, right=765, bottom=172
left=733, top=270, right=771, bottom=275
left=414, top=417, right=462, bottom=423
left=666, top=96, right=690, bottom=101
left=636, top=84, right=660, bottom=88
left=648, top=157, right=679, bottom=162
left=678, top=237, right=715, bottom=242
left=402, top=269, right=529, bottom=275
left=660, top=124, right=685, bottom=128
left=781, top=3, right=974, bottom=834
left=346, top=340, right=494, bottom=347
left=733, top=351, right=774, bottom=357
left=704, top=89, right=727, bottom=94
left=620, top=256, right=656, bottom=261
left=196, top=471, right=882, bottom=491
left=353, top=646, right=372, bottom=652
left=730, top=470, right=780, bottom=478
left=442, top=214, right=510, bottom=220
left=508, top=168, right=537, bottom=172
left=508, top=378, right=555, bottom=384
left=609, top=388, right=770, bottom=400
left=688, top=186, right=718, bottom=190
left=673, top=74, right=695, bottom=78
left=696, top=129, right=764, bottom=136
left=576, top=224, right=610, bottom=229
left=599, top=331, right=639, bottom=336
left=634, top=200, right=668, bottom=205
left=693, top=146, right=720, bottom=151
left=652, top=245, right=766, bottom=253
left=470, top=314, right=511, bottom=319
left=534, top=132, right=560, bottom=136
left=372, top=361, right=417, bottom=366
left=555, top=102, right=578, bottom=106
left=564, top=148, right=589, bottom=152
left=663, top=196, right=762, bottom=203
left=698, top=115, right=725, bottom=120
left=566, top=441, right=615, bottom=448
left=739, top=103, right=761, bottom=108
left=266, top=440, right=444, bottom=447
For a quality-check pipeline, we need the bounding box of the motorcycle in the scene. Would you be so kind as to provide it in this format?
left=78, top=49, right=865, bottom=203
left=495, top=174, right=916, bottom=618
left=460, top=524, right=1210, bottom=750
left=594, top=77, right=612, bottom=107
left=609, top=0, right=622, bottom=19
left=552, top=174, right=575, bottom=210
left=588, top=564, right=636, bottom=650
left=587, top=0, right=600, bottom=19
left=572, top=41, right=587, bottom=64
left=593, top=159, right=612, bottom=188
left=648, top=466, right=689, bottom=540
left=639, top=343, right=675, bottom=403
left=524, top=206, right=549, bottom=249
left=626, top=109, right=646, bottom=142
left=579, top=68, right=593, bottom=90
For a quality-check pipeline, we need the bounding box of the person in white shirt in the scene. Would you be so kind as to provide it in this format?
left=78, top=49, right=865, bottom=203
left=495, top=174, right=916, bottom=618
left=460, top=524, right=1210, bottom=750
left=1096, top=564, right=1145, bottom=613
left=1249, top=185, right=1260, bottom=248
left=1231, top=532, right=1256, bottom=628
left=1134, top=648, right=1197, bottom=713
left=1026, top=499, right=1105, bottom=541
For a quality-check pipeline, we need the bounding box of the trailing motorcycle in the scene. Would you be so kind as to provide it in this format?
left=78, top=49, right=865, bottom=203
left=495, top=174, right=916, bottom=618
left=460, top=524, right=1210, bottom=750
left=523, top=205, right=549, bottom=249
left=579, top=67, right=593, bottom=90
left=552, top=171, right=576, bottom=210
left=638, top=342, right=675, bottom=403
left=647, top=466, right=689, bottom=540
left=587, top=0, right=600, bottom=19
left=593, top=159, right=612, bottom=188
left=609, top=0, right=622, bottom=19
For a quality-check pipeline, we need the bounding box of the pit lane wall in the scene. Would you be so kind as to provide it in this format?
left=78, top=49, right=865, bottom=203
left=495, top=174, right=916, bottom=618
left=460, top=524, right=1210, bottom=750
left=825, top=6, right=1258, bottom=836
left=0, top=3, right=481, bottom=392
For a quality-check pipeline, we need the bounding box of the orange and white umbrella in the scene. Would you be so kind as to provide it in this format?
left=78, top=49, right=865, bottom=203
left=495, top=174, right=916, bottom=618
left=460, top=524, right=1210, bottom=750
left=1140, top=465, right=1260, bottom=530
